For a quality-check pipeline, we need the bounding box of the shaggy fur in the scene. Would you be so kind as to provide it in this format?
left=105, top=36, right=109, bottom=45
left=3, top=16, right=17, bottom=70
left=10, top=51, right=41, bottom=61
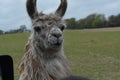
left=19, top=0, right=71, bottom=80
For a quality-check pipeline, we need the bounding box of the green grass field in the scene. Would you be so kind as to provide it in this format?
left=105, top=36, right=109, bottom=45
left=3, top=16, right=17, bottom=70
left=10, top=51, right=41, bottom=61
left=0, top=30, right=120, bottom=80
left=0, top=76, right=1, bottom=80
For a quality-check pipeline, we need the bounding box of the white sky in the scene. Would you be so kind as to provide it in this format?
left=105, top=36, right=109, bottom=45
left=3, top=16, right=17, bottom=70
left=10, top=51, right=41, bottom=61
left=0, top=0, right=120, bottom=31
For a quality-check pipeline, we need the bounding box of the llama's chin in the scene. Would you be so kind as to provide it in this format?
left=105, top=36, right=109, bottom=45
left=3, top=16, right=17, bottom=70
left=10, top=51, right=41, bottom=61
left=52, top=43, right=62, bottom=48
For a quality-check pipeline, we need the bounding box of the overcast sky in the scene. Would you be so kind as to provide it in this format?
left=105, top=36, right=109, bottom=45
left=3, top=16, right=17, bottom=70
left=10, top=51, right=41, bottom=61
left=0, top=0, right=120, bottom=31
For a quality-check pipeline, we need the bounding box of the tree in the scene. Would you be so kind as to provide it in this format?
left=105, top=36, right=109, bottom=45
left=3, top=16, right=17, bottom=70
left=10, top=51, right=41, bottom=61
left=0, top=30, right=3, bottom=34
left=19, top=25, right=27, bottom=33
left=5, top=25, right=28, bottom=34
left=78, top=13, right=106, bottom=28
left=114, top=14, right=120, bottom=27
left=66, top=18, right=77, bottom=29
left=67, top=13, right=120, bottom=29
left=108, top=15, right=117, bottom=27
left=92, top=14, right=106, bottom=28
left=92, top=18, right=101, bottom=27
left=77, top=19, right=87, bottom=29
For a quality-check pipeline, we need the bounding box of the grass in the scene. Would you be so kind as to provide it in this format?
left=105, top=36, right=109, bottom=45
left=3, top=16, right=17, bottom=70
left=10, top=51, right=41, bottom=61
left=64, top=30, right=120, bottom=80
left=0, top=33, right=29, bottom=80
left=0, top=30, right=120, bottom=80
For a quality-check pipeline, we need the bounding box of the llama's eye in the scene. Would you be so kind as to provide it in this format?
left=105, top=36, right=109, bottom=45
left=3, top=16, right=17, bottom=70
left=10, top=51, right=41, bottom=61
left=48, top=22, right=52, bottom=25
left=41, top=26, right=45, bottom=29
left=34, top=26, right=41, bottom=32
left=60, top=25, right=65, bottom=31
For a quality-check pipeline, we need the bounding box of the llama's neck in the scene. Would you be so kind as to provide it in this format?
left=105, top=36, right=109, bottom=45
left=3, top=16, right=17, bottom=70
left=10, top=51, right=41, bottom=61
left=19, top=39, right=71, bottom=80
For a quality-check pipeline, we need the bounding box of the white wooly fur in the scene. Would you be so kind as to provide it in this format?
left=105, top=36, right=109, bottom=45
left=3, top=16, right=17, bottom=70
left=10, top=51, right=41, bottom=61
left=19, top=0, right=71, bottom=80
left=19, top=34, right=71, bottom=80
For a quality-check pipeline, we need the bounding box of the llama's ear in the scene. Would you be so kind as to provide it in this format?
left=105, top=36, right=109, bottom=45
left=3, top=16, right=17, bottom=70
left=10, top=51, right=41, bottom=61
left=26, top=0, right=38, bottom=19
left=55, top=0, right=67, bottom=17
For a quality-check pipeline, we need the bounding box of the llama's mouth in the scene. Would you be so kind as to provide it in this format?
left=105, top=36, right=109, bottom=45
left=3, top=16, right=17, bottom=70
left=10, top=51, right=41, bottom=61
left=52, top=41, right=62, bottom=48
left=54, top=42, right=62, bottom=46
left=48, top=36, right=63, bottom=48
left=48, top=40, right=63, bottom=49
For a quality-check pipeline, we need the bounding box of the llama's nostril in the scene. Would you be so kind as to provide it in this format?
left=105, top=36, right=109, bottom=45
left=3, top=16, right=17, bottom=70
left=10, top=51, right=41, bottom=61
left=52, top=34, right=62, bottom=38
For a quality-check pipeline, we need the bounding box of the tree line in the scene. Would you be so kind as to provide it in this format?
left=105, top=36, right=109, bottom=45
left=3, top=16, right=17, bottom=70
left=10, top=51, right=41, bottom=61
left=0, top=25, right=30, bottom=34
left=66, top=13, right=120, bottom=29
left=0, top=13, right=120, bottom=34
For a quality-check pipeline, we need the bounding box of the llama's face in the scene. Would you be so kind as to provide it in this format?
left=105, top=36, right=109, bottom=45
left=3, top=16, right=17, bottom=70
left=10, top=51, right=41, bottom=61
left=32, top=14, right=66, bottom=49
left=26, top=0, right=67, bottom=50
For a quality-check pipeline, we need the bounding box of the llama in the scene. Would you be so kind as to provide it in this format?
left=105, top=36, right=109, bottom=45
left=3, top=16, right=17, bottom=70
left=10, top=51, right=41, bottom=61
left=19, top=0, right=71, bottom=80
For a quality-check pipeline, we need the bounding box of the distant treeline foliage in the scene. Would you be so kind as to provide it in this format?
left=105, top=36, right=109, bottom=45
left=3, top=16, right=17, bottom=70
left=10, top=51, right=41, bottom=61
left=0, top=30, right=3, bottom=34
left=0, top=13, right=120, bottom=34
left=0, top=25, right=30, bottom=34
left=66, top=13, right=120, bottom=29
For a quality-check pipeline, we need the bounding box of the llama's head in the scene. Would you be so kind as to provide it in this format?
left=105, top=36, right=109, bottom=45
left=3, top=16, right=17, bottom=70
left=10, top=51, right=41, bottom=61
left=27, top=0, right=67, bottom=51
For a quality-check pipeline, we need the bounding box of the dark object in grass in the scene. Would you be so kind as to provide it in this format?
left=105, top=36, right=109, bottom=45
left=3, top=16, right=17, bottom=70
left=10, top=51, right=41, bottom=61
left=0, top=55, right=14, bottom=80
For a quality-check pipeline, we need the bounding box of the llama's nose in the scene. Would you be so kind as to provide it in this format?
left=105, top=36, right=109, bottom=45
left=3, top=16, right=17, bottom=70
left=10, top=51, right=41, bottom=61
left=52, top=33, right=62, bottom=38
left=51, top=28, right=62, bottom=38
